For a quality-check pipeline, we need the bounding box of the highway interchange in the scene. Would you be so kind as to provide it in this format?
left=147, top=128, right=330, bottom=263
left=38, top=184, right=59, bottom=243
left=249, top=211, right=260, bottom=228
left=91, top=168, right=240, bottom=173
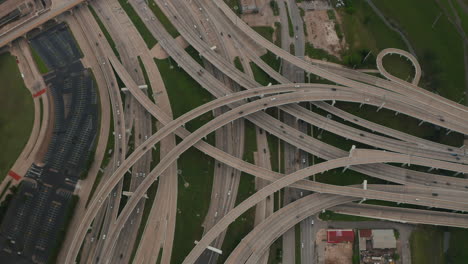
left=1, top=0, right=468, bottom=263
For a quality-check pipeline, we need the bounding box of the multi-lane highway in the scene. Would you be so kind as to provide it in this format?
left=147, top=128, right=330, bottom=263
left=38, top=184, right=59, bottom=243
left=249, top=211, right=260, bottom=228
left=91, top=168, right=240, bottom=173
left=183, top=149, right=468, bottom=263
left=69, top=5, right=468, bottom=260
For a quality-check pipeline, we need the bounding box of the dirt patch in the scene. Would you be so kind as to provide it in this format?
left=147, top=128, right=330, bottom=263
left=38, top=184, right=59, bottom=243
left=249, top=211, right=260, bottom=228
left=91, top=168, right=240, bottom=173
left=241, top=0, right=279, bottom=27
left=304, top=10, right=343, bottom=57
left=325, top=242, right=353, bottom=264
left=316, top=229, right=353, bottom=264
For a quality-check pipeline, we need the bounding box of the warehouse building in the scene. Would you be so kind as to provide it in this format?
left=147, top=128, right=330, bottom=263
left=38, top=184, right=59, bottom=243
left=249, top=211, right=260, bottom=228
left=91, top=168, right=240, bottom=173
left=372, top=229, right=397, bottom=249
left=358, top=229, right=397, bottom=250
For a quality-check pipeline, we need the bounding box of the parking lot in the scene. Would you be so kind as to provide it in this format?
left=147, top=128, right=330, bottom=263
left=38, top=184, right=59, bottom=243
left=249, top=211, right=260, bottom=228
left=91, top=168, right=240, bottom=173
left=0, top=22, right=98, bottom=264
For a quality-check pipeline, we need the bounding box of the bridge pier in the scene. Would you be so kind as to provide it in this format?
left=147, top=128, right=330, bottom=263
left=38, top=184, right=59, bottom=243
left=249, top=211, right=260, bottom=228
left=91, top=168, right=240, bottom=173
left=376, top=102, right=385, bottom=112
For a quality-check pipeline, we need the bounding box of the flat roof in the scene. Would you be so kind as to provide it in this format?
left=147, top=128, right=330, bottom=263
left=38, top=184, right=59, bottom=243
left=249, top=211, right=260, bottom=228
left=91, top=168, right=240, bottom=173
left=372, top=229, right=396, bottom=249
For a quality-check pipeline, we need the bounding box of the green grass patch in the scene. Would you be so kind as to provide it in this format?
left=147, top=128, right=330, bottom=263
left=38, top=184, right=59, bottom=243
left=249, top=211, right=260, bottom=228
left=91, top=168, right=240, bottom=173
left=352, top=231, right=360, bottom=264
left=0, top=53, right=34, bottom=182
left=335, top=101, right=462, bottom=147
left=371, top=0, right=465, bottom=101
left=446, top=227, right=468, bottom=264
left=0, top=184, right=17, bottom=223
left=219, top=121, right=257, bottom=261
left=218, top=174, right=256, bottom=262
left=253, top=26, right=275, bottom=42
left=314, top=167, right=385, bottom=186
left=268, top=237, right=283, bottom=263
left=274, top=22, right=282, bottom=47
left=137, top=56, right=154, bottom=102
left=118, top=0, right=157, bottom=48
left=148, top=0, right=179, bottom=38
left=381, top=54, right=415, bottom=81
left=261, top=50, right=281, bottom=72
left=285, top=4, right=295, bottom=37
left=305, top=42, right=341, bottom=63
left=129, top=180, right=159, bottom=262
left=0, top=181, right=11, bottom=201
left=86, top=101, right=115, bottom=207
left=234, top=56, right=244, bottom=72
left=270, top=0, right=280, bottom=16
left=185, top=45, right=204, bottom=67
left=30, top=47, right=49, bottom=74
left=295, top=224, right=301, bottom=264
left=207, top=120, right=257, bottom=262
left=451, top=0, right=468, bottom=36
left=290, top=43, right=295, bottom=55
left=338, top=0, right=406, bottom=52
left=225, top=0, right=242, bottom=14
left=337, top=0, right=407, bottom=68
left=155, top=47, right=217, bottom=264
left=267, top=129, right=280, bottom=173
left=410, top=225, right=445, bottom=264
left=170, top=147, right=214, bottom=264
left=48, top=195, right=79, bottom=264
left=88, top=5, right=121, bottom=59
left=250, top=61, right=278, bottom=86
left=154, top=47, right=214, bottom=132
left=327, top=9, right=336, bottom=20
left=299, top=7, right=305, bottom=17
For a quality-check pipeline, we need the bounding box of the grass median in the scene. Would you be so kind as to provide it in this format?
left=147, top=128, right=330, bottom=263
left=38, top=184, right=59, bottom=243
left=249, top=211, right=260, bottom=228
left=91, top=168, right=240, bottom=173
left=155, top=48, right=217, bottom=264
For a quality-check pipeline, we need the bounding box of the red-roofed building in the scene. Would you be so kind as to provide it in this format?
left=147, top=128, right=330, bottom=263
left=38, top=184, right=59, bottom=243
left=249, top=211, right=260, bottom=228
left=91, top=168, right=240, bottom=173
left=327, top=229, right=355, bottom=243
left=359, top=229, right=372, bottom=238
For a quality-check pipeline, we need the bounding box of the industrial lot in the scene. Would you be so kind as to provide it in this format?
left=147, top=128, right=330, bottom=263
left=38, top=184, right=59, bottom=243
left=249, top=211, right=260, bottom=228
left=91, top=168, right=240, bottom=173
left=0, top=0, right=467, bottom=263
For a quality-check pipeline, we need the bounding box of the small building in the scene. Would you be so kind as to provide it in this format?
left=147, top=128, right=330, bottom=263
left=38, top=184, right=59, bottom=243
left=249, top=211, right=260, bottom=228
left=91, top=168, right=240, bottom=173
left=358, top=229, right=372, bottom=251
left=240, top=0, right=259, bottom=14
left=372, top=229, right=397, bottom=249
left=327, top=229, right=354, bottom=243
